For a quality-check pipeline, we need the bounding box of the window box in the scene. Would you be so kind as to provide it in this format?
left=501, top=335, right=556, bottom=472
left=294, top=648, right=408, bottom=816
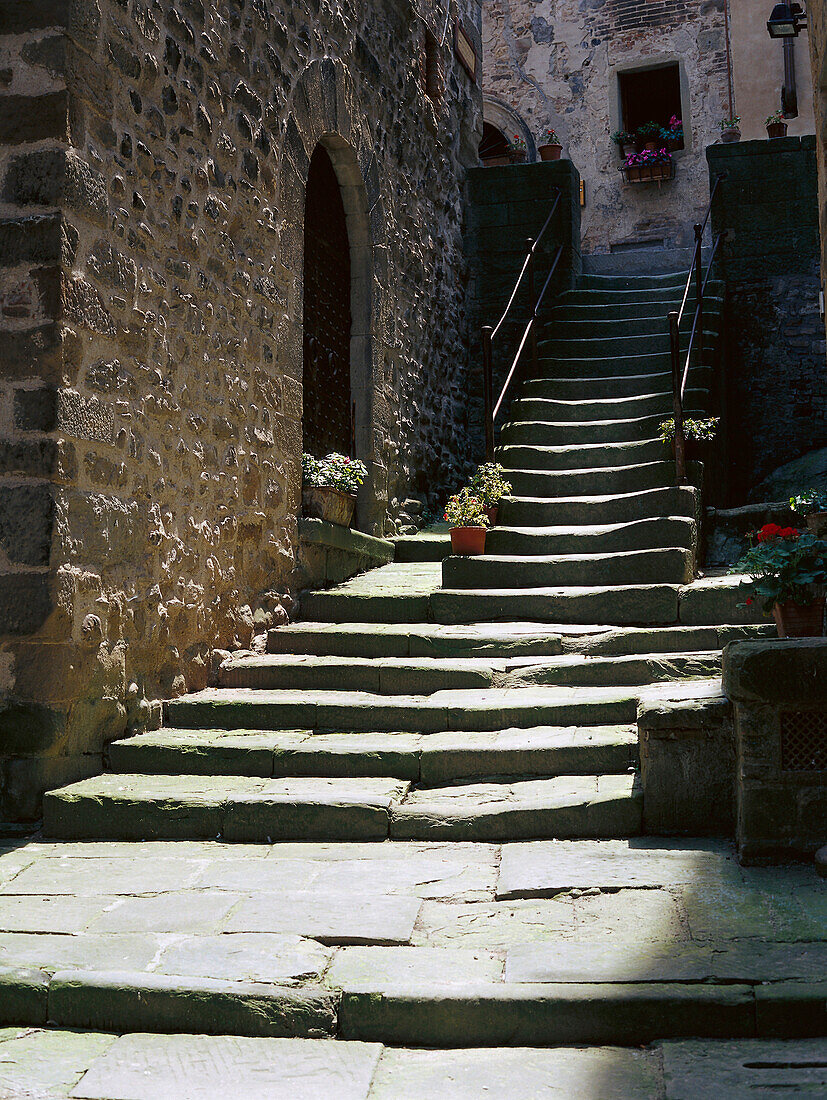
left=622, top=161, right=675, bottom=185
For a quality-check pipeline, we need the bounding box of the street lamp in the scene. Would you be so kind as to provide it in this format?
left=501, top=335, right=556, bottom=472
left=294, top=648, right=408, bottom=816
left=767, top=3, right=807, bottom=39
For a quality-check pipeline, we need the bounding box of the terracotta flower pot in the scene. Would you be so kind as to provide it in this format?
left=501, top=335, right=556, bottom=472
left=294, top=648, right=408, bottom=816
left=481, top=154, right=511, bottom=168
left=644, top=140, right=659, bottom=152
left=767, top=122, right=788, bottom=139
left=806, top=512, right=827, bottom=538
left=509, top=150, right=527, bottom=164
left=720, top=128, right=741, bottom=144
left=622, top=143, right=638, bottom=158
left=302, top=486, right=356, bottom=527
left=538, top=143, right=562, bottom=162
left=450, top=526, right=486, bottom=556
left=485, top=505, right=499, bottom=526
left=773, top=597, right=826, bottom=638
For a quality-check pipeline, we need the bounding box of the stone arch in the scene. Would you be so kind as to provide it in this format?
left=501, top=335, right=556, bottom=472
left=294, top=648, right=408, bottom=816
left=277, top=59, right=390, bottom=534
left=483, top=94, right=537, bottom=162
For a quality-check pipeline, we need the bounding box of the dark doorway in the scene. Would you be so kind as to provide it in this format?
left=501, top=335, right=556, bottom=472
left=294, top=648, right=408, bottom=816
left=619, top=63, right=684, bottom=148
left=302, top=144, right=353, bottom=456
left=479, top=122, right=510, bottom=160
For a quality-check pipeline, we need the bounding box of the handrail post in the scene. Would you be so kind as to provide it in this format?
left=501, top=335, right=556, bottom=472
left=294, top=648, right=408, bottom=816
left=669, top=310, right=686, bottom=483
left=526, top=238, right=538, bottom=379
left=482, top=324, right=494, bottom=462
left=694, top=222, right=704, bottom=376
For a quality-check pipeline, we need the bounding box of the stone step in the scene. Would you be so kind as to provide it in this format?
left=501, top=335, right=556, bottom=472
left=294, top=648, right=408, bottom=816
left=546, top=309, right=722, bottom=340
left=107, top=725, right=638, bottom=781
left=267, top=621, right=567, bottom=659
left=501, top=417, right=672, bottom=448
left=442, top=547, right=693, bottom=589
left=487, top=517, right=696, bottom=556
left=395, top=532, right=452, bottom=561
left=504, top=650, right=722, bottom=687
left=548, top=297, right=707, bottom=321
left=540, top=330, right=719, bottom=361
left=515, top=366, right=711, bottom=401
left=429, top=585, right=681, bottom=626
left=267, top=619, right=766, bottom=660
left=504, top=390, right=706, bottom=423
left=530, top=351, right=713, bottom=380
left=499, top=485, right=700, bottom=525
left=498, top=439, right=667, bottom=472
left=505, top=460, right=697, bottom=498
left=577, top=271, right=691, bottom=291
left=42, top=771, right=643, bottom=842
left=162, top=686, right=642, bottom=733
left=558, top=283, right=722, bottom=306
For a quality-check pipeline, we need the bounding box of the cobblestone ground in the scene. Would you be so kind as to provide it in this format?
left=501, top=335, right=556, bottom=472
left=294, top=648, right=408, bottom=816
left=0, top=837, right=824, bottom=1096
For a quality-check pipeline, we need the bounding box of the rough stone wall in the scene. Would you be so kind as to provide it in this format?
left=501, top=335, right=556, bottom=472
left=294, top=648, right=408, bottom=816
left=808, top=0, right=827, bottom=349
left=481, top=0, right=732, bottom=254
left=708, top=138, right=827, bottom=504
left=0, top=0, right=483, bottom=818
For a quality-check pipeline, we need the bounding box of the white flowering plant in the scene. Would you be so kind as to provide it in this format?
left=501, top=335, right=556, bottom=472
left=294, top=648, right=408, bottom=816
left=302, top=453, right=368, bottom=496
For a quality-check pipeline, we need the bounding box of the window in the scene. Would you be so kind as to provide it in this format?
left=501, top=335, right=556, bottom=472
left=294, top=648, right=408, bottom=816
left=423, top=28, right=442, bottom=104
left=479, top=122, right=510, bottom=160
left=619, top=63, right=684, bottom=149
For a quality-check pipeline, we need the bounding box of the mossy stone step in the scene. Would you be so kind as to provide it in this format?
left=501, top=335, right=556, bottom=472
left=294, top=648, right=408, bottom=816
left=501, top=416, right=665, bottom=448
left=505, top=390, right=706, bottom=423
left=498, top=439, right=667, bottom=472
left=505, top=460, right=693, bottom=498
left=548, top=309, right=722, bottom=340
left=442, top=547, right=693, bottom=589
left=430, top=585, right=680, bottom=626
left=516, top=366, right=711, bottom=400
left=530, top=352, right=713, bottom=379
left=499, top=485, right=700, bottom=525
left=486, top=517, right=696, bottom=556
left=107, top=725, right=638, bottom=782
left=540, top=330, right=720, bottom=360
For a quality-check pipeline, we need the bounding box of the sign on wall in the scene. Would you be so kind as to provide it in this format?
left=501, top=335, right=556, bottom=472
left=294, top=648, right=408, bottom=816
left=454, top=22, right=478, bottom=83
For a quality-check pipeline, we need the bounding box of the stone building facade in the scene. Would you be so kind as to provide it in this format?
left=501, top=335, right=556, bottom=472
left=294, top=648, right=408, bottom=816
left=481, top=1, right=814, bottom=256
left=0, top=0, right=483, bottom=818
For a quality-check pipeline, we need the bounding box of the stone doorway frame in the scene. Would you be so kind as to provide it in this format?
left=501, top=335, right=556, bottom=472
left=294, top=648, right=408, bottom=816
left=279, top=59, right=390, bottom=536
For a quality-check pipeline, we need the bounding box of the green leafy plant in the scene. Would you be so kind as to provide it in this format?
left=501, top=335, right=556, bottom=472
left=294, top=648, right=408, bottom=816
left=658, top=416, right=719, bottom=444
left=637, top=121, right=662, bottom=139
left=507, top=134, right=527, bottom=153
left=766, top=110, right=785, bottom=126
left=302, top=452, right=368, bottom=496
left=543, top=128, right=561, bottom=145
left=468, top=462, right=513, bottom=507
left=611, top=129, right=635, bottom=146
left=720, top=115, right=741, bottom=130
left=729, top=524, right=827, bottom=612
left=444, top=487, right=489, bottom=529
left=790, top=489, right=827, bottom=516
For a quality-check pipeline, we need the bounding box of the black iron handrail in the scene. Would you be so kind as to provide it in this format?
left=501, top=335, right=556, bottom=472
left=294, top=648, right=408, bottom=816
left=481, top=189, right=561, bottom=461
left=668, top=172, right=727, bottom=482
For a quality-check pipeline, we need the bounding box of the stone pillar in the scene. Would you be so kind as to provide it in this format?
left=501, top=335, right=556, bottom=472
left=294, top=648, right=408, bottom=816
left=723, top=638, right=827, bottom=863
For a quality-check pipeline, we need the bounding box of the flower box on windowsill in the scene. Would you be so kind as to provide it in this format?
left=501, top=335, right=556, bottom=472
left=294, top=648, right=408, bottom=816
left=622, top=161, right=675, bottom=185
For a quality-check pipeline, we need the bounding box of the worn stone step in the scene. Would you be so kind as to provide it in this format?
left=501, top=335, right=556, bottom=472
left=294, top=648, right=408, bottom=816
left=558, top=623, right=773, bottom=657
left=389, top=773, right=642, bottom=841
left=529, top=351, right=713, bottom=380
left=503, top=390, right=706, bottom=424
left=506, top=651, right=722, bottom=687
left=516, top=366, right=711, bottom=401
left=42, top=774, right=413, bottom=841
left=498, top=439, right=667, bottom=472
left=504, top=460, right=697, bottom=498
left=548, top=298, right=687, bottom=321
left=394, top=532, right=452, bottom=562
left=578, top=271, right=691, bottom=291
left=108, top=725, right=638, bottom=782
left=499, top=485, right=700, bottom=526
left=163, top=686, right=642, bottom=733
left=218, top=654, right=500, bottom=694
left=442, top=547, right=693, bottom=589
left=540, top=330, right=719, bottom=361
left=547, top=310, right=722, bottom=340
left=267, top=621, right=565, bottom=659
left=501, top=415, right=667, bottom=448
left=487, top=518, right=696, bottom=557
left=430, top=585, right=680, bottom=626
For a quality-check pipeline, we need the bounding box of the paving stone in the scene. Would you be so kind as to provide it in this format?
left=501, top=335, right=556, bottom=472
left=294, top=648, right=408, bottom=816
left=154, top=933, right=332, bottom=984
left=0, top=933, right=162, bottom=976
left=412, top=898, right=578, bottom=948
left=497, top=839, right=743, bottom=898
left=0, top=965, right=49, bottom=1024
left=86, top=892, right=241, bottom=934
left=72, top=1033, right=382, bottom=1100
left=369, top=1046, right=660, bottom=1099
left=659, top=1038, right=827, bottom=1098
left=506, top=941, right=716, bottom=983
left=0, top=894, right=108, bottom=934
left=223, top=892, right=421, bottom=945
left=0, top=1026, right=117, bottom=1098
left=326, top=946, right=504, bottom=991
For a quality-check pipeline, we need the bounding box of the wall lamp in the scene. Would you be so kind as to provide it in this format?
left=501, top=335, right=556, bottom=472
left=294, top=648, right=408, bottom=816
left=767, top=3, right=807, bottom=39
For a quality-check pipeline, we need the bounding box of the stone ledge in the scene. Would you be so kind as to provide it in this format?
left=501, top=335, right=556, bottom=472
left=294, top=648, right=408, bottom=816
left=299, top=518, right=394, bottom=564
left=723, top=638, right=827, bottom=704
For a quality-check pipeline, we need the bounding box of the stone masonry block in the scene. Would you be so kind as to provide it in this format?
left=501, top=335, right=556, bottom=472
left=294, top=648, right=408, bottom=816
left=2, top=150, right=65, bottom=208
left=0, top=93, right=68, bottom=143
left=57, top=390, right=114, bottom=444
left=0, top=572, right=53, bottom=637
left=0, top=215, right=62, bottom=267
left=0, top=324, right=63, bottom=384
left=13, top=387, right=58, bottom=432
left=0, top=483, right=54, bottom=566
left=724, top=639, right=827, bottom=704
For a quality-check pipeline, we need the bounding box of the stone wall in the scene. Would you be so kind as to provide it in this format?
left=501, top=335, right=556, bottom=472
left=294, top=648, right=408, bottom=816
left=708, top=138, right=827, bottom=504
left=481, top=0, right=732, bottom=255
left=808, top=0, right=827, bottom=349
left=0, top=0, right=483, bottom=818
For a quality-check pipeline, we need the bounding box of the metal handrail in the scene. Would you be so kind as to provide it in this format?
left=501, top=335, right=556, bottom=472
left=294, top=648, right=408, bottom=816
left=668, top=172, right=727, bottom=482
left=481, top=189, right=562, bottom=461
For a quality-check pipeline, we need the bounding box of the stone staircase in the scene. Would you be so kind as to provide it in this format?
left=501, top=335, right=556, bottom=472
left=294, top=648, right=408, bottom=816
left=29, top=268, right=804, bottom=1055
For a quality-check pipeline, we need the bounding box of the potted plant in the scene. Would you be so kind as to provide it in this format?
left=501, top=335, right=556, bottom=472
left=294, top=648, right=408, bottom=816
left=468, top=462, right=513, bottom=525
left=444, top=487, right=489, bottom=555
left=790, top=488, right=827, bottom=538
left=730, top=524, right=827, bottom=637
left=302, top=452, right=368, bottom=527
left=766, top=110, right=788, bottom=139
left=664, top=115, right=684, bottom=151
left=637, top=121, right=662, bottom=152
left=612, top=129, right=637, bottom=158
left=720, top=116, right=741, bottom=143
left=621, top=147, right=673, bottom=184
left=507, top=135, right=527, bottom=164
left=658, top=416, right=719, bottom=462
left=538, top=128, right=563, bottom=161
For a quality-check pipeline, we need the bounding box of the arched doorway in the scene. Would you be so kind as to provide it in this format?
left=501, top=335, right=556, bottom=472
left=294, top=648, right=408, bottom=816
left=479, top=122, right=510, bottom=161
left=302, top=144, right=353, bottom=456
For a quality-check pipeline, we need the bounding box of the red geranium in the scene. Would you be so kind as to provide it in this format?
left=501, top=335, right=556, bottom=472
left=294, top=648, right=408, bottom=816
left=756, top=523, right=800, bottom=543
